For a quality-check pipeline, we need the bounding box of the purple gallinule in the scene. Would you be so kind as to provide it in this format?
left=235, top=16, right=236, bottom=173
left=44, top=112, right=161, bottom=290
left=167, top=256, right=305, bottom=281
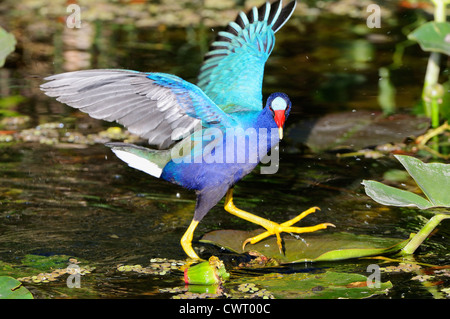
left=41, top=0, right=334, bottom=259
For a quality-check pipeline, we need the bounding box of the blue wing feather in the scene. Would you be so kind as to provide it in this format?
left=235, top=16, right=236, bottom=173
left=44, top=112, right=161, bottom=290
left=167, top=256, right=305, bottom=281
left=146, top=73, right=236, bottom=128
left=197, top=0, right=297, bottom=113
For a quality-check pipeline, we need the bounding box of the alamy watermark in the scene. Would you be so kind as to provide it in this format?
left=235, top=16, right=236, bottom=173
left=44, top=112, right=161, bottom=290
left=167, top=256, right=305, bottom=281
left=367, top=4, right=381, bottom=29
left=64, top=3, right=382, bottom=30
left=366, top=264, right=381, bottom=288
left=66, top=264, right=81, bottom=288
left=66, top=4, right=81, bottom=29
left=170, top=126, right=281, bottom=174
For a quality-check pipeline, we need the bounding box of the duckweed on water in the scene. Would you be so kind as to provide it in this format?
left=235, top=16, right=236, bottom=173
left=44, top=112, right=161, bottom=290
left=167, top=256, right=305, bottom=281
left=237, top=282, right=258, bottom=293
left=159, top=283, right=274, bottom=299
left=169, top=284, right=227, bottom=299
left=235, top=284, right=274, bottom=299
left=381, top=263, right=422, bottom=273
left=1, top=120, right=142, bottom=146
left=235, top=283, right=275, bottom=299
left=116, top=258, right=186, bottom=276
left=18, top=258, right=95, bottom=284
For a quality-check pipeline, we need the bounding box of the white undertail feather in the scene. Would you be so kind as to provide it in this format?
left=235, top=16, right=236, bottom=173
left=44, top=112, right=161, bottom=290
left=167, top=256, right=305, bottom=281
left=111, top=149, right=163, bottom=178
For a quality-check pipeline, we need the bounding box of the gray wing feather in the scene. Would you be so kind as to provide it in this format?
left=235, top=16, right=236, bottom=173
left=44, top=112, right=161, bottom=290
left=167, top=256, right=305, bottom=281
left=41, top=69, right=202, bottom=149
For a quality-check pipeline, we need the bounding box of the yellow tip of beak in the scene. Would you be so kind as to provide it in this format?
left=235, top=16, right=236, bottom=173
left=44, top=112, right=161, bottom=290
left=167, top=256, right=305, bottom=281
left=278, top=127, right=283, bottom=140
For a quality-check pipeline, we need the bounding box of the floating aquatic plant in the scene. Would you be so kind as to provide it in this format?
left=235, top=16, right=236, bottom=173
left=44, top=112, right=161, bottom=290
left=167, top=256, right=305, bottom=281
left=183, top=256, right=229, bottom=285
left=363, top=154, right=450, bottom=255
left=232, top=270, right=393, bottom=299
left=0, top=276, right=33, bottom=299
left=201, top=230, right=411, bottom=263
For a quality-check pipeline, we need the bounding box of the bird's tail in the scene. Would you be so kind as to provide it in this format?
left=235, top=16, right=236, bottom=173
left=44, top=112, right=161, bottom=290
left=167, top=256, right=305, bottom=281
left=105, top=142, right=172, bottom=178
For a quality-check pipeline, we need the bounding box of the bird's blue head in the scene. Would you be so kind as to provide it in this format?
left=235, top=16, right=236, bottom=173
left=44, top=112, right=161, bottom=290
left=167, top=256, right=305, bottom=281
left=265, top=92, right=292, bottom=140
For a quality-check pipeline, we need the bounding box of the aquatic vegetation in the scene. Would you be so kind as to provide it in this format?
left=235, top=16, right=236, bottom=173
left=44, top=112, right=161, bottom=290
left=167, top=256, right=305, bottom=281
left=0, top=120, right=141, bottom=146
left=408, top=0, right=450, bottom=120
left=117, top=258, right=186, bottom=275
left=231, top=270, right=393, bottom=299
left=289, top=111, right=430, bottom=154
left=408, top=0, right=450, bottom=156
left=183, top=256, right=230, bottom=285
left=201, top=230, right=411, bottom=263
left=0, top=255, right=96, bottom=299
left=0, top=26, right=15, bottom=67
left=0, top=276, right=33, bottom=299
left=363, top=155, right=450, bottom=255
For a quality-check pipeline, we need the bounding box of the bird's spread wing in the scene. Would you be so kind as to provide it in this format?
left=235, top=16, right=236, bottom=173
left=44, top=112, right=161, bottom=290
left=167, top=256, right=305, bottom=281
left=197, top=0, right=297, bottom=113
left=41, top=69, right=236, bottom=149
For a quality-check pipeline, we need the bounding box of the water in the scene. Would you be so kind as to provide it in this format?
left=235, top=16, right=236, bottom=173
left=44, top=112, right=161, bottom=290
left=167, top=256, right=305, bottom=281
left=0, top=0, right=448, bottom=299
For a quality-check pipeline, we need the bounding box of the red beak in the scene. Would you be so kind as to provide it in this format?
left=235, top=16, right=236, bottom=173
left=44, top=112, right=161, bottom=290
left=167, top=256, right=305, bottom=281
left=274, top=110, right=285, bottom=139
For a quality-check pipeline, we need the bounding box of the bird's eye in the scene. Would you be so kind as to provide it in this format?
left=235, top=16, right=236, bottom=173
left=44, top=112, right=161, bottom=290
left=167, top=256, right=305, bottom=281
left=269, top=105, right=275, bottom=116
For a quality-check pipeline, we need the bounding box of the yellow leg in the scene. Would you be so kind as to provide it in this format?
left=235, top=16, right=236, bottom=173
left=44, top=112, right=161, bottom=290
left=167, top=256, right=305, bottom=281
left=180, top=219, right=200, bottom=259
left=224, top=189, right=335, bottom=253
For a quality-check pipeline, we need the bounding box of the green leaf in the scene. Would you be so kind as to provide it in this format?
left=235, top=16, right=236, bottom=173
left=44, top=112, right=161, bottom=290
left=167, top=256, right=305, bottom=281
left=0, top=27, right=16, bottom=67
left=394, top=155, right=450, bottom=207
left=201, top=231, right=410, bottom=263
left=0, top=276, right=33, bottom=299
left=362, top=156, right=450, bottom=255
left=408, top=21, right=450, bottom=55
left=363, top=156, right=450, bottom=209
left=362, top=180, right=434, bottom=209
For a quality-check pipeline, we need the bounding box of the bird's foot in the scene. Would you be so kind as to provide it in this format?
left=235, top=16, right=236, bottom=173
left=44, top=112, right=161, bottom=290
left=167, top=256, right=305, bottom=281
left=241, top=206, right=335, bottom=253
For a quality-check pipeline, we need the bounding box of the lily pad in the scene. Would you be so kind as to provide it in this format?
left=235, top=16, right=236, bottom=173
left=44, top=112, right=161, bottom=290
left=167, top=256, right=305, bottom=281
left=232, top=270, right=392, bottom=299
left=408, top=21, right=450, bottom=56
left=0, top=276, right=33, bottom=299
left=200, top=230, right=410, bottom=263
left=288, top=111, right=429, bottom=152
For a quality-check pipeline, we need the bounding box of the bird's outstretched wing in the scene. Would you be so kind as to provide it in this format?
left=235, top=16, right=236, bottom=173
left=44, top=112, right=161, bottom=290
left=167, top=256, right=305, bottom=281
left=41, top=69, right=235, bottom=149
left=197, top=0, right=297, bottom=113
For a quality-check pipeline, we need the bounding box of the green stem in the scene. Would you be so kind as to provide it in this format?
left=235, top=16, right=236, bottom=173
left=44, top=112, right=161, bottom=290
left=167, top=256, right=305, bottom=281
left=400, top=213, right=450, bottom=255
left=422, top=0, right=447, bottom=118
left=432, top=0, right=449, bottom=22
left=431, top=98, right=440, bottom=128
left=427, top=84, right=444, bottom=152
left=431, top=100, right=440, bottom=154
left=422, top=53, right=441, bottom=118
